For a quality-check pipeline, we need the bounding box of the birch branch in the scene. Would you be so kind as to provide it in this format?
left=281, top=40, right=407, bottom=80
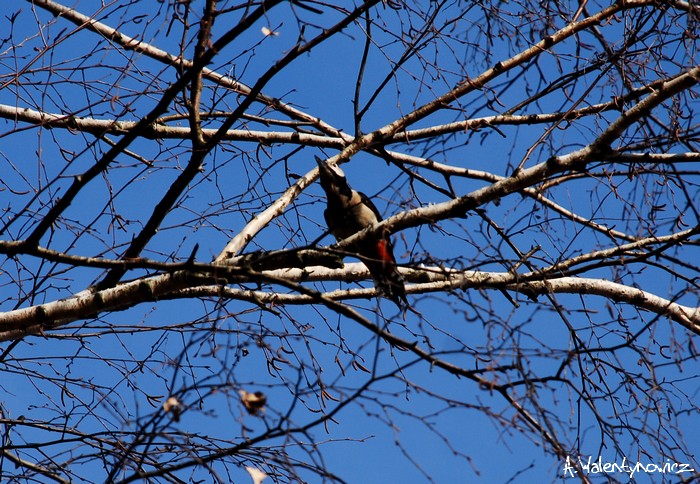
left=27, top=0, right=348, bottom=139
left=334, top=65, right=700, bottom=250
left=214, top=1, right=659, bottom=259
left=3, top=260, right=698, bottom=341
left=0, top=104, right=343, bottom=147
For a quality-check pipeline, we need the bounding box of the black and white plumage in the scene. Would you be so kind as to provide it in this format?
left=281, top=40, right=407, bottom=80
left=316, top=157, right=407, bottom=308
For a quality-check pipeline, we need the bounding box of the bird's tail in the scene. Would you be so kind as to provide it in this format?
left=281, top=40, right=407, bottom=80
left=362, top=239, right=407, bottom=309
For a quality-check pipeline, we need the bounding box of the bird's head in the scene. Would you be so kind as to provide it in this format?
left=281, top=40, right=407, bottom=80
left=315, top=156, right=352, bottom=199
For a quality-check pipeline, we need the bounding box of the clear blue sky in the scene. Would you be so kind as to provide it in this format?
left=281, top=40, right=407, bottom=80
left=1, top=1, right=698, bottom=483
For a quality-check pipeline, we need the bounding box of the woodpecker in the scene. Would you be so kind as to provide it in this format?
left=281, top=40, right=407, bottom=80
left=316, top=157, right=407, bottom=308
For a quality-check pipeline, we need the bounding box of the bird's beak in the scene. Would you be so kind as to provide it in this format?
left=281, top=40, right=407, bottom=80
left=315, top=156, right=336, bottom=180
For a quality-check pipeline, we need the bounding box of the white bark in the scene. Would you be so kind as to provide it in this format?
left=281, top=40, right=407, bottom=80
left=2, top=262, right=698, bottom=341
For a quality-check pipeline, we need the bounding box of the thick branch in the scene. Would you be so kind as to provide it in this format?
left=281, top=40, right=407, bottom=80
left=3, top=261, right=697, bottom=341
left=335, top=65, right=700, bottom=250
left=0, top=104, right=344, bottom=146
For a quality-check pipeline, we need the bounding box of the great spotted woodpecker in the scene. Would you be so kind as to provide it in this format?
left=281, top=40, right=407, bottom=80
left=316, top=157, right=407, bottom=308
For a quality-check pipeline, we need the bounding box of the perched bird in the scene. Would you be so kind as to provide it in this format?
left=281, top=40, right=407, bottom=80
left=316, top=157, right=407, bottom=308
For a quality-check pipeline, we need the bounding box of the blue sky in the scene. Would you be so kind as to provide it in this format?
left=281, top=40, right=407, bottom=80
left=1, top=1, right=699, bottom=483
